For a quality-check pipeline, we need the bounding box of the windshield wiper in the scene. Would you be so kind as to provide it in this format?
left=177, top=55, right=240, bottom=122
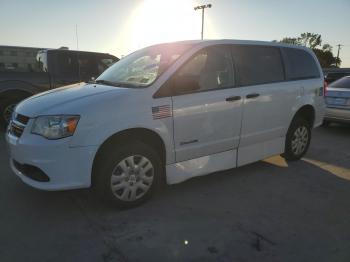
left=94, top=79, right=121, bottom=87
left=94, top=79, right=138, bottom=88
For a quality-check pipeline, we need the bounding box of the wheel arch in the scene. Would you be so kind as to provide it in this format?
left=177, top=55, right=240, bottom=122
left=91, top=127, right=167, bottom=185
left=291, top=104, right=315, bottom=127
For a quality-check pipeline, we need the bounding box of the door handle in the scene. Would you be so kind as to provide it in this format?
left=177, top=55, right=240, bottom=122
left=246, top=93, right=260, bottom=99
left=226, top=96, right=241, bottom=102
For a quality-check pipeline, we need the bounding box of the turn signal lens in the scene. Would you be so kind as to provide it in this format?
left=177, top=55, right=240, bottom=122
left=65, top=117, right=79, bottom=133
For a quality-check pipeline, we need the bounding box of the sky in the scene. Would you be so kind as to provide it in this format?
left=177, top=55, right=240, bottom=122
left=1, top=0, right=350, bottom=66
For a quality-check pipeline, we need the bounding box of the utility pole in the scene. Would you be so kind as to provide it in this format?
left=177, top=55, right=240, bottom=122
left=336, top=44, right=343, bottom=67
left=75, top=24, right=79, bottom=50
left=194, top=4, right=212, bottom=40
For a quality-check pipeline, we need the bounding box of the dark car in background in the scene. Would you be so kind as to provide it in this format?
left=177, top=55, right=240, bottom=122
left=324, top=76, right=350, bottom=125
left=0, top=47, right=118, bottom=126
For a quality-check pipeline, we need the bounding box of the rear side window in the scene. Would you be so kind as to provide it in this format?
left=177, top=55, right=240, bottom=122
left=56, top=52, right=78, bottom=76
left=77, top=53, right=98, bottom=80
left=282, top=48, right=320, bottom=80
left=330, top=77, right=350, bottom=89
left=231, top=45, right=284, bottom=86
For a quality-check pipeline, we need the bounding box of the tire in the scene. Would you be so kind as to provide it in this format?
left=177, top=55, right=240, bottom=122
left=0, top=96, right=26, bottom=128
left=282, top=118, right=311, bottom=161
left=93, top=141, right=162, bottom=208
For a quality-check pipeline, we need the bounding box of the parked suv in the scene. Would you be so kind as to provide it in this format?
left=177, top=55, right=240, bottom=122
left=0, top=48, right=118, bottom=126
left=6, top=40, right=325, bottom=207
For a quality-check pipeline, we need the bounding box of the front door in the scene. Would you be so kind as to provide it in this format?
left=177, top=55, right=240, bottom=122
left=172, top=45, right=244, bottom=162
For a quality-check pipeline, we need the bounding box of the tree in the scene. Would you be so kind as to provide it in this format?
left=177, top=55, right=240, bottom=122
left=278, top=33, right=341, bottom=67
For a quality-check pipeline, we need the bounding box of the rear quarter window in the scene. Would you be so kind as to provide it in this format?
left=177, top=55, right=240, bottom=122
left=231, top=45, right=284, bottom=86
left=282, top=48, right=320, bottom=80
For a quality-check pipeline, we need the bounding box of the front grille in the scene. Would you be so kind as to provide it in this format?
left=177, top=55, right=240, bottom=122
left=9, top=122, right=25, bottom=138
left=9, top=113, right=29, bottom=138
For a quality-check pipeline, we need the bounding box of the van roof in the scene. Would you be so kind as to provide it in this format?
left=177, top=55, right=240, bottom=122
left=151, top=39, right=312, bottom=51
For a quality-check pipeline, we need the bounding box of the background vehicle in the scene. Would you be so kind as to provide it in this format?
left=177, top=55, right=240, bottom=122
left=324, top=76, right=350, bottom=125
left=323, top=67, right=350, bottom=85
left=0, top=47, right=118, bottom=126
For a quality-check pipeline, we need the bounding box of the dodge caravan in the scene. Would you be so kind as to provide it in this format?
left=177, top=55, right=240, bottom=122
left=6, top=40, right=325, bottom=207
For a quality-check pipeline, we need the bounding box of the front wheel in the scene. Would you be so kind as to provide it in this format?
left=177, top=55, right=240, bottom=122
left=93, top=141, right=162, bottom=208
left=282, top=118, right=311, bottom=161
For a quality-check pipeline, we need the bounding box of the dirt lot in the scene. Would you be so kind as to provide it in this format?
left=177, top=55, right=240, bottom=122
left=0, top=125, right=350, bottom=262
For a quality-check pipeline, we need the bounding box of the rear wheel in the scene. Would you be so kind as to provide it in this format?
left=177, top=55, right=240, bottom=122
left=282, top=118, right=311, bottom=161
left=93, top=141, right=162, bottom=208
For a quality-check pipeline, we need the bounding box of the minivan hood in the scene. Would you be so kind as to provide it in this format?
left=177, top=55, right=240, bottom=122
left=15, top=82, right=128, bottom=117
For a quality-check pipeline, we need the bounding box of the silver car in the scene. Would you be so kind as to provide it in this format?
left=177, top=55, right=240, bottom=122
left=324, top=76, right=350, bottom=125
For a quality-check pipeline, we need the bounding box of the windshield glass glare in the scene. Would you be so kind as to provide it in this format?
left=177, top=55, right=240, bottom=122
left=96, top=43, right=193, bottom=87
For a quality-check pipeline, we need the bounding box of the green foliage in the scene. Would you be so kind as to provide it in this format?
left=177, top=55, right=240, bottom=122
left=279, top=32, right=341, bottom=67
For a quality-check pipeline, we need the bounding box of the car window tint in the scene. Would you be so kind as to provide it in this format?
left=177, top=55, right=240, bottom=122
left=57, top=52, right=78, bottom=76
left=78, top=54, right=98, bottom=80
left=178, top=52, right=207, bottom=77
left=283, top=48, right=320, bottom=80
left=231, top=45, right=284, bottom=86
left=176, top=46, right=234, bottom=92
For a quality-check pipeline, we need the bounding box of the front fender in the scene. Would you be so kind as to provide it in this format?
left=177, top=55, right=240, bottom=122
left=68, top=94, right=175, bottom=165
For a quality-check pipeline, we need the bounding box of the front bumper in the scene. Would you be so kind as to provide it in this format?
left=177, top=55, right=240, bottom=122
left=5, top=130, right=98, bottom=191
left=325, top=107, right=350, bottom=123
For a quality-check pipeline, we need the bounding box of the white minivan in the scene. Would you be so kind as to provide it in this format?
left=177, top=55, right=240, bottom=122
left=6, top=40, right=325, bottom=207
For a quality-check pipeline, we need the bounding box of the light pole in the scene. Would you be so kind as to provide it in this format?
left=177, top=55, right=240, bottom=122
left=194, top=4, right=212, bottom=40
left=336, top=44, right=343, bottom=67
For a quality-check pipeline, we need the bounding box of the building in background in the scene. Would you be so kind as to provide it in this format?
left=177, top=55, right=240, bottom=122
left=0, top=46, right=46, bottom=72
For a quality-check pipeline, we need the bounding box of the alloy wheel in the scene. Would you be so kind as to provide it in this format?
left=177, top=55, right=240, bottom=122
left=291, top=126, right=309, bottom=156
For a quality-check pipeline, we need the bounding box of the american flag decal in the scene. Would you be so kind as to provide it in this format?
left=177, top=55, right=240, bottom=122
left=152, top=105, right=172, bottom=120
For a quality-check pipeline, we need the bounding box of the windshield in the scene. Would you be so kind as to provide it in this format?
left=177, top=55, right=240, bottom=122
left=96, top=43, right=193, bottom=87
left=330, top=76, right=350, bottom=89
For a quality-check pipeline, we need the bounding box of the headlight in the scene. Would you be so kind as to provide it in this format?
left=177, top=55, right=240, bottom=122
left=31, top=115, right=80, bottom=139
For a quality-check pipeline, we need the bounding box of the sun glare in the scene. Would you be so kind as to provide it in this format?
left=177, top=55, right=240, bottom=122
left=117, top=0, right=202, bottom=55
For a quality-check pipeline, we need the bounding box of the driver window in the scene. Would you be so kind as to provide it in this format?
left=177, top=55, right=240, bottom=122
left=175, top=46, right=234, bottom=94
